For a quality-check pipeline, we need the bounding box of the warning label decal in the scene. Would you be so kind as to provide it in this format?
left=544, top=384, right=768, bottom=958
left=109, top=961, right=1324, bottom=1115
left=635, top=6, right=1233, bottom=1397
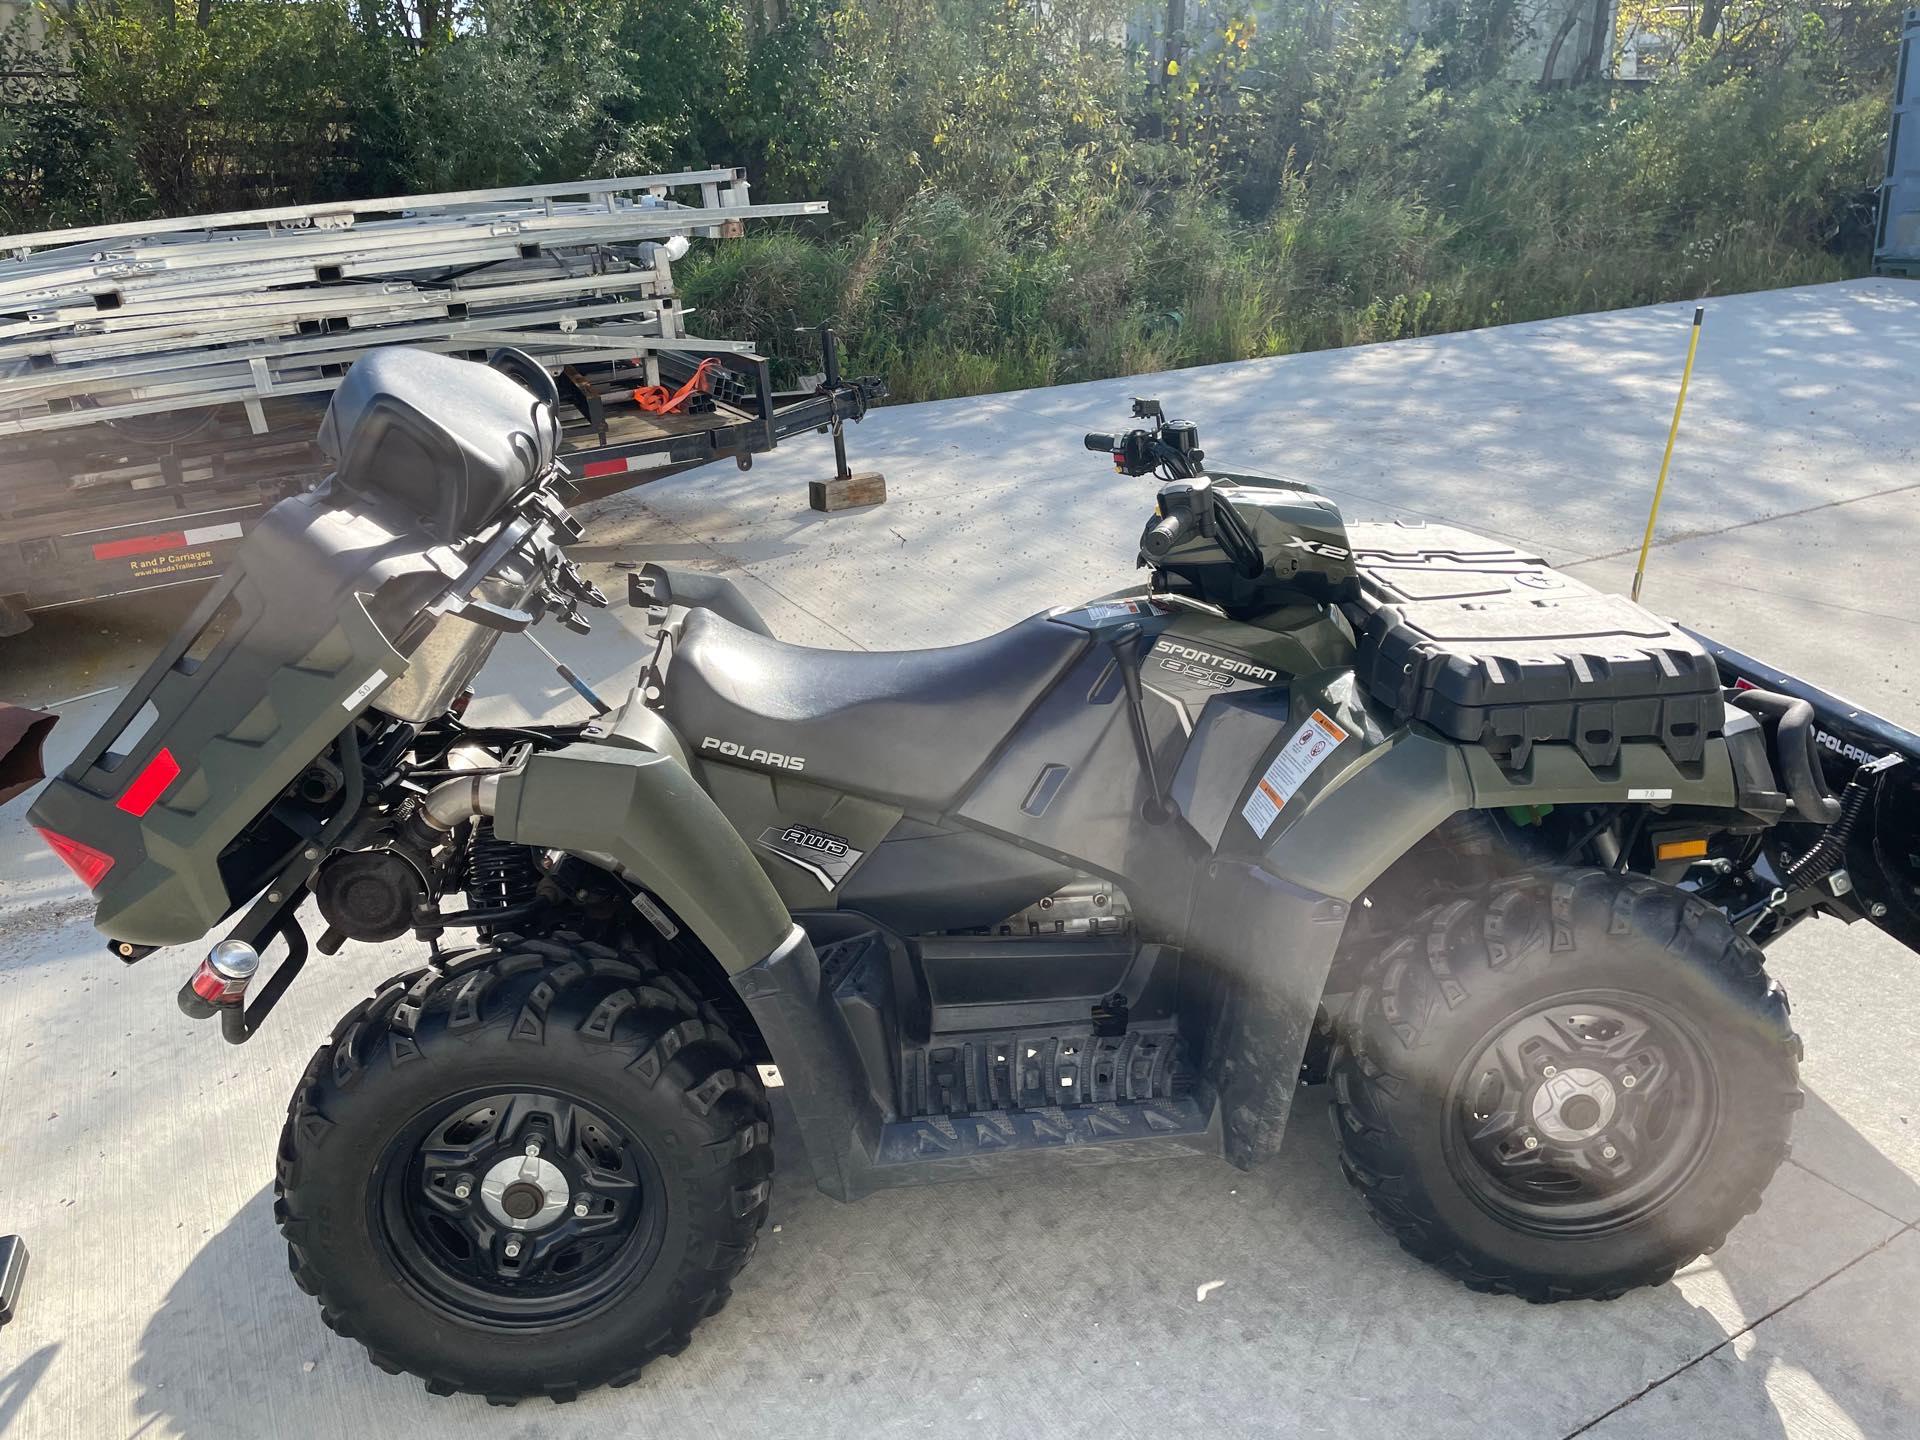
left=1240, top=708, right=1350, bottom=839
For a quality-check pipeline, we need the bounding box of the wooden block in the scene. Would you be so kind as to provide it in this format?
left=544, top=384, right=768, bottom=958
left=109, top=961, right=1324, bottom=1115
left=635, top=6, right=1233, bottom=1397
left=808, top=471, right=886, bottom=512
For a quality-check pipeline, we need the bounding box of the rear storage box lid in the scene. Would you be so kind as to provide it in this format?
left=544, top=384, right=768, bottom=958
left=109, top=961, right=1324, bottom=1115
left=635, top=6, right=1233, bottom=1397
left=1347, top=521, right=1722, bottom=770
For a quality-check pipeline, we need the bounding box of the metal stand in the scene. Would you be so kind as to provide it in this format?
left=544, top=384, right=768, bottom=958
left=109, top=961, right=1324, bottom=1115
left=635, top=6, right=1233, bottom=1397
left=807, top=324, right=886, bottom=512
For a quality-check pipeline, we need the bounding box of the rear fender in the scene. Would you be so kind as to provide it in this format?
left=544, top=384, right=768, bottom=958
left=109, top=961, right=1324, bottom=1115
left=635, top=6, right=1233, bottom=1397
left=490, top=742, right=790, bottom=973
left=490, top=741, right=875, bottom=1198
left=627, top=564, right=772, bottom=638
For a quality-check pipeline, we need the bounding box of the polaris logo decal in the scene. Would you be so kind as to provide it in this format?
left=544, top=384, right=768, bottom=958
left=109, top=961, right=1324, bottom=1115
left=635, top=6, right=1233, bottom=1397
left=1814, top=728, right=1879, bottom=767
left=700, top=736, right=806, bottom=771
left=755, top=824, right=863, bottom=887
left=1154, top=641, right=1279, bottom=685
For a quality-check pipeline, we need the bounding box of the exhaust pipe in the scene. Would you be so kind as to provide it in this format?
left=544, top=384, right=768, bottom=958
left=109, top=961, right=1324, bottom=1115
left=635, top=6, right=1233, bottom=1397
left=396, top=772, right=503, bottom=854
left=416, top=772, right=502, bottom=832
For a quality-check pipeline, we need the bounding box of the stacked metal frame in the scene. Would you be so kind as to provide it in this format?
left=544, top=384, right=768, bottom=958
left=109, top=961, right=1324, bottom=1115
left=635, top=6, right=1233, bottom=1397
left=0, top=172, right=845, bottom=632
left=0, top=171, right=820, bottom=437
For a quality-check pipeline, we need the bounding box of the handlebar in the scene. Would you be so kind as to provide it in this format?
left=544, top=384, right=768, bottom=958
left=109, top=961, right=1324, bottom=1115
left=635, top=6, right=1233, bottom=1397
left=1141, top=509, right=1191, bottom=559
left=1084, top=412, right=1202, bottom=479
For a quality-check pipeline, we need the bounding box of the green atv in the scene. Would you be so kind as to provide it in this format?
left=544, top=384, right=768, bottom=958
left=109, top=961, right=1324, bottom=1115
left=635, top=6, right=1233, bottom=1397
left=26, top=349, right=1920, bottom=1403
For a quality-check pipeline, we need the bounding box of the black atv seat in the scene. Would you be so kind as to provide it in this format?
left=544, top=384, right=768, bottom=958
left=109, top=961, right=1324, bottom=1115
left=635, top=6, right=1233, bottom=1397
left=664, top=608, right=1088, bottom=811
left=317, top=347, right=559, bottom=543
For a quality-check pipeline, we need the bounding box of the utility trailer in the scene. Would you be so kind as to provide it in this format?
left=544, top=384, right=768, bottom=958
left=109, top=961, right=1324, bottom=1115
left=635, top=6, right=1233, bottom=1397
left=0, top=173, right=881, bottom=634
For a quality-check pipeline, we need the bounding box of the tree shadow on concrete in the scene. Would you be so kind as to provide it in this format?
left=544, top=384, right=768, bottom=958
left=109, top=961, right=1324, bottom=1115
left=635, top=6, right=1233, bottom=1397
left=0, top=1345, right=59, bottom=1439
left=128, top=1079, right=1914, bottom=1440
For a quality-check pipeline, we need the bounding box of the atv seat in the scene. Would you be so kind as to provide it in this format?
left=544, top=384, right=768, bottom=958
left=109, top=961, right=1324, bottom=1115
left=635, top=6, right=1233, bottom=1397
left=318, top=347, right=559, bottom=542
left=664, top=608, right=1087, bottom=811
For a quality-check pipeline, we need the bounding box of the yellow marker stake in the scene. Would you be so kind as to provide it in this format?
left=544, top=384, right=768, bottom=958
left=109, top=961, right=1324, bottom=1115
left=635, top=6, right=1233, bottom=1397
left=1631, top=305, right=1705, bottom=603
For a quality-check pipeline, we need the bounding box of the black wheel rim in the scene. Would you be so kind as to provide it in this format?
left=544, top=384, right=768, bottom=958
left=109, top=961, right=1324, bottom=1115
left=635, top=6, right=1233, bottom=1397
left=373, top=1088, right=666, bottom=1328
left=1442, top=989, right=1720, bottom=1237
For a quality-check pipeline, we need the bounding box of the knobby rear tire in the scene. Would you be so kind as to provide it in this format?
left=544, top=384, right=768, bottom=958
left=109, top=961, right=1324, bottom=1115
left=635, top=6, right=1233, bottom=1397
left=274, top=933, right=772, bottom=1403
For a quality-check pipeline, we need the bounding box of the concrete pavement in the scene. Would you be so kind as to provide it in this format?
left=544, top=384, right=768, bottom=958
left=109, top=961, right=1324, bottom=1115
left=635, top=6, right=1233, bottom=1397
left=1, top=277, right=1916, bottom=1438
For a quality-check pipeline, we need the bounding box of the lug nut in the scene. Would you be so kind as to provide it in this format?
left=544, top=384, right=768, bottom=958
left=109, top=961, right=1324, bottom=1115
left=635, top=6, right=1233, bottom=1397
left=1620, top=1073, right=1637, bottom=1089
left=454, top=1181, right=472, bottom=1200
left=504, top=1239, right=522, bottom=1258
left=1602, top=1144, right=1619, bottom=1160
left=524, top=1142, right=540, bottom=1157
left=1542, top=1065, right=1558, bottom=1078
left=1523, top=1135, right=1540, bottom=1150
left=574, top=1201, right=590, bottom=1218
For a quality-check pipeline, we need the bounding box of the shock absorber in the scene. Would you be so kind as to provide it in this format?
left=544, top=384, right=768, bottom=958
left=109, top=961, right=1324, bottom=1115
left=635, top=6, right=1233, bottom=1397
left=467, top=819, right=540, bottom=908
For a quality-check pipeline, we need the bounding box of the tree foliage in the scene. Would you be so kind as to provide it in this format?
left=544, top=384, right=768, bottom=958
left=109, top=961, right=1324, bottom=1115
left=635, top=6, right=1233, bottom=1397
left=0, top=0, right=1898, bottom=397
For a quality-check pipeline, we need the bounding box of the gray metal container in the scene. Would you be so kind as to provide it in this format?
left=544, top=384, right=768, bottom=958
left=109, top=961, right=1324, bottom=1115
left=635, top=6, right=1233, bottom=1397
left=1876, top=9, right=1920, bottom=274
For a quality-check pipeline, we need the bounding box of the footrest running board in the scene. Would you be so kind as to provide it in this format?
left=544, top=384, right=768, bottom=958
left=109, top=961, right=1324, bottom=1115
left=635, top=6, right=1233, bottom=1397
left=874, top=1095, right=1213, bottom=1167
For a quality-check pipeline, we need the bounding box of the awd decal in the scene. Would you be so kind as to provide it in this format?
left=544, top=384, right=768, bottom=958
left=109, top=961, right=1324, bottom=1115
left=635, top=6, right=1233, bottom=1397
left=755, top=824, right=864, bottom=888
left=700, top=736, right=806, bottom=772
left=1154, top=641, right=1279, bottom=686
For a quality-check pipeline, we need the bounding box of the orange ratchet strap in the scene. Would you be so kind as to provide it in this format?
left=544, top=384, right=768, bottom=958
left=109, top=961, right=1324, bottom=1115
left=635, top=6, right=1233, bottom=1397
left=632, top=358, right=718, bottom=414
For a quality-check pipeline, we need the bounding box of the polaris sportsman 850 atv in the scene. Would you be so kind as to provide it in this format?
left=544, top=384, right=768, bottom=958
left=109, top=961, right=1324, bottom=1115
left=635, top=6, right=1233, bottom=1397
left=27, top=349, right=1920, bottom=1404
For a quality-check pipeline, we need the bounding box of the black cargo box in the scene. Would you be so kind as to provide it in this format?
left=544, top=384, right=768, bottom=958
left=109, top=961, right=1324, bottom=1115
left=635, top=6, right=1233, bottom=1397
left=1347, top=521, right=1723, bottom=771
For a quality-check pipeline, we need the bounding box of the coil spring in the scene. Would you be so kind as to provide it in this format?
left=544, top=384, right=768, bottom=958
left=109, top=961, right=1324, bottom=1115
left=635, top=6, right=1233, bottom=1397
left=1781, top=768, right=1873, bottom=890
left=467, top=819, right=540, bottom=907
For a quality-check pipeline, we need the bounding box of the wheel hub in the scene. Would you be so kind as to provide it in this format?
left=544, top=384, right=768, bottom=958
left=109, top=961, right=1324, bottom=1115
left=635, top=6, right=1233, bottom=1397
left=1446, top=992, right=1720, bottom=1237
left=1529, top=1066, right=1617, bottom=1143
left=479, top=1151, right=571, bottom=1231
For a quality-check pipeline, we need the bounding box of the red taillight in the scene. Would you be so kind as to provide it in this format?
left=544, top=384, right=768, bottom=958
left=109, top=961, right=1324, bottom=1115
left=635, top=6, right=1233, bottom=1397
left=115, top=747, right=181, bottom=817
left=36, top=827, right=114, bottom=888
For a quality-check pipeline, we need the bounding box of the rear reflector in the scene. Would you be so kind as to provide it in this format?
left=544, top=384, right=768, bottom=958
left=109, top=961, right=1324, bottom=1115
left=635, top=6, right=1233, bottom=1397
left=91, top=530, right=187, bottom=561
left=580, top=453, right=673, bottom=479
left=115, top=747, right=181, bottom=816
left=36, top=827, right=114, bottom=888
left=1656, top=838, right=1710, bottom=861
left=90, top=520, right=246, bottom=561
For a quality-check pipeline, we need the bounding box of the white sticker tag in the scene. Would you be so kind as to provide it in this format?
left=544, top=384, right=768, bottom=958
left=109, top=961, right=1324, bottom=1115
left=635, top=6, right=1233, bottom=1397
left=1083, top=600, right=1146, bottom=622
left=340, top=668, right=389, bottom=711
left=1241, top=708, right=1351, bottom=838
left=1628, top=787, right=1674, bottom=801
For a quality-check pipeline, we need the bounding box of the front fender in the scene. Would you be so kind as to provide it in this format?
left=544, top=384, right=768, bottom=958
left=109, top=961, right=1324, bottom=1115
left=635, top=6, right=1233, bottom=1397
left=490, top=742, right=791, bottom=974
